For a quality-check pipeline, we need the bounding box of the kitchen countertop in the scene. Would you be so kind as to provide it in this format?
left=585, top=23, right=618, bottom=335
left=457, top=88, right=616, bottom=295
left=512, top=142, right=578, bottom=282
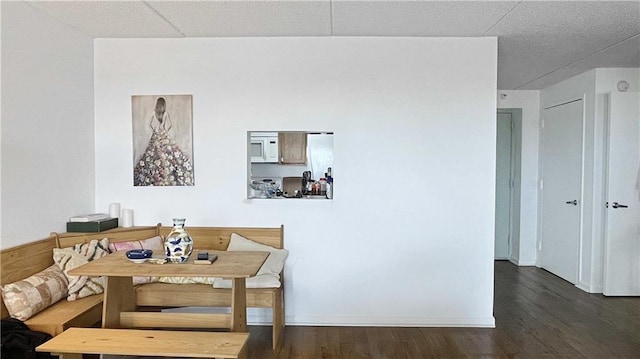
left=249, top=195, right=330, bottom=200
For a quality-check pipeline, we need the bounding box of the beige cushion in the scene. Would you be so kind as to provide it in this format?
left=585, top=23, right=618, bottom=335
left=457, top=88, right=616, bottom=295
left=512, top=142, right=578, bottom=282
left=108, top=235, right=164, bottom=284
left=1, top=264, right=68, bottom=321
left=227, top=233, right=288, bottom=277
left=53, top=238, right=110, bottom=301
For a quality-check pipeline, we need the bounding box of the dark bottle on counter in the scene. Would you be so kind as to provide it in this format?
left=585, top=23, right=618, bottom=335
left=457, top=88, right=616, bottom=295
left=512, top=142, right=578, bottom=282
left=302, top=171, right=312, bottom=194
left=326, top=167, right=333, bottom=199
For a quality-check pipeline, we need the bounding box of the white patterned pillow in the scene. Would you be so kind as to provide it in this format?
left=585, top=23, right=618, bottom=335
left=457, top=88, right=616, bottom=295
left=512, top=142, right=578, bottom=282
left=1, top=264, right=68, bottom=321
left=227, top=233, right=288, bottom=277
left=53, top=238, right=110, bottom=301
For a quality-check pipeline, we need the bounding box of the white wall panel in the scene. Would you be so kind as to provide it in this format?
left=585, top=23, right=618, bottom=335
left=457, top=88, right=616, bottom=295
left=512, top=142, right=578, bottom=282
left=94, top=37, right=498, bottom=326
left=1, top=2, right=94, bottom=248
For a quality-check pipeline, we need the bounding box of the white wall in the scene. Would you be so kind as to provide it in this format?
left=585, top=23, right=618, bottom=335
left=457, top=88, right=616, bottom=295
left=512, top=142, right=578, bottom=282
left=0, top=2, right=95, bottom=248
left=497, top=91, right=540, bottom=266
left=95, top=37, right=498, bottom=326
left=540, top=68, right=639, bottom=293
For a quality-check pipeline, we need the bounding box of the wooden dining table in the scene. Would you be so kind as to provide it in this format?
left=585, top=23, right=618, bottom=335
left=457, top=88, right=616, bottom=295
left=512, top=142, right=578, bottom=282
left=68, top=250, right=269, bottom=333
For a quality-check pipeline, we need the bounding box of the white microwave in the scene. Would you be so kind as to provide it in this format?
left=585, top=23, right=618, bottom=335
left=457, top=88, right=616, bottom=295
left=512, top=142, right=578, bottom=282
left=250, top=133, right=279, bottom=163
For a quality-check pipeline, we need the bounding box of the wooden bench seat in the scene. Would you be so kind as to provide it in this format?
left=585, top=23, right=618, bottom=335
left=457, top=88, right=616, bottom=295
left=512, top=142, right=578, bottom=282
left=135, top=282, right=284, bottom=348
left=24, top=294, right=103, bottom=336
left=1, top=226, right=165, bottom=337
left=36, top=327, right=249, bottom=359
left=3, top=225, right=285, bottom=351
left=55, top=225, right=286, bottom=349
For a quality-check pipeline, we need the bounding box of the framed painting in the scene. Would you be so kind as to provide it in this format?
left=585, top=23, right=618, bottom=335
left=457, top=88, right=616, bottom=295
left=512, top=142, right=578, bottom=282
left=131, top=95, right=194, bottom=186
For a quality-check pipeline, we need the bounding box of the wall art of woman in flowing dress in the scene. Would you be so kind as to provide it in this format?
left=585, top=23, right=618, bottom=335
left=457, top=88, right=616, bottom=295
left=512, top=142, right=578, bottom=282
left=132, top=95, right=194, bottom=186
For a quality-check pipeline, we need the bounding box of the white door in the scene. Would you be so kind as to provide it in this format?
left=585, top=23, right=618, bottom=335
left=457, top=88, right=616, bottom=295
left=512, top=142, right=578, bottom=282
left=540, top=100, right=583, bottom=284
left=495, top=113, right=512, bottom=259
left=604, top=92, right=640, bottom=296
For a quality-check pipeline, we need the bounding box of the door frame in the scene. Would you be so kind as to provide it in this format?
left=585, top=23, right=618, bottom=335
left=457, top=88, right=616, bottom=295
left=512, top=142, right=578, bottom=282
left=496, top=109, right=522, bottom=263
left=602, top=91, right=640, bottom=296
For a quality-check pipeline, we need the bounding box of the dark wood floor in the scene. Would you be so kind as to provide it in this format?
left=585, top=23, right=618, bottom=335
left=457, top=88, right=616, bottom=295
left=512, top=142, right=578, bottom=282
left=246, top=261, right=640, bottom=359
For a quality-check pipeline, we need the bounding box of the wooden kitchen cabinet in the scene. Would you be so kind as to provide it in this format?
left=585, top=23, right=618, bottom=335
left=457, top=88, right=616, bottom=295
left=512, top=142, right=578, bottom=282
left=278, top=132, right=307, bottom=164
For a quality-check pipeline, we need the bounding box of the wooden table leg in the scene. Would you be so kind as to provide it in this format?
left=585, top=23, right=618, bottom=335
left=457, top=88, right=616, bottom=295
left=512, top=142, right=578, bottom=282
left=231, top=277, right=248, bottom=359
left=230, top=278, right=247, bottom=332
left=102, top=276, right=135, bottom=328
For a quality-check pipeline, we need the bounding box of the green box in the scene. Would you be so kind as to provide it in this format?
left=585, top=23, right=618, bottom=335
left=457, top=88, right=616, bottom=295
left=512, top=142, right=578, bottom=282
left=66, top=218, right=118, bottom=232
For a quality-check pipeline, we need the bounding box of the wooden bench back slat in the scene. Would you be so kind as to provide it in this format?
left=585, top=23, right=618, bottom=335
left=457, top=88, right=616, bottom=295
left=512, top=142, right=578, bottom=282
left=158, top=224, right=284, bottom=250
left=1, top=235, right=58, bottom=318
left=55, top=225, right=161, bottom=248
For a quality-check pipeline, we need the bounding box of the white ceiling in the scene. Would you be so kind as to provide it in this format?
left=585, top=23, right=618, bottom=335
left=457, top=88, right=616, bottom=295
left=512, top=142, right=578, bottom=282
left=24, top=0, right=640, bottom=90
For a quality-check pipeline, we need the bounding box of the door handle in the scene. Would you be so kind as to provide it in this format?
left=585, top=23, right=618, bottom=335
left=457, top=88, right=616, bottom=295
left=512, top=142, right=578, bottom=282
left=611, top=202, right=629, bottom=209
left=565, top=200, right=578, bottom=205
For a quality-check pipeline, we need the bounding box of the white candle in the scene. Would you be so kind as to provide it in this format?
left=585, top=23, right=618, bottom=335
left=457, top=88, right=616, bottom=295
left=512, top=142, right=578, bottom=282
left=109, top=203, right=121, bottom=219
left=121, top=209, right=134, bottom=227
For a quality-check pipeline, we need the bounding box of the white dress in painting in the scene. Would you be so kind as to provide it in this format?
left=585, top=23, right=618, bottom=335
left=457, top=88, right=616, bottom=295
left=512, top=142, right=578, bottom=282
left=134, top=110, right=194, bottom=186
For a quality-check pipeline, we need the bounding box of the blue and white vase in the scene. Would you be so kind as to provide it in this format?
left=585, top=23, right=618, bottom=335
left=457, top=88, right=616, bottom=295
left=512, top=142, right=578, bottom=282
left=164, top=218, right=193, bottom=263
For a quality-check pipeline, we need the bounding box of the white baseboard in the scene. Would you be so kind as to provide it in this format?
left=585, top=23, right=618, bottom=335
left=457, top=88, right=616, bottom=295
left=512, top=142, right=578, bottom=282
left=510, top=258, right=537, bottom=266
left=160, top=307, right=496, bottom=328
left=285, top=315, right=496, bottom=328
left=576, top=282, right=603, bottom=294
left=591, top=286, right=603, bottom=294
